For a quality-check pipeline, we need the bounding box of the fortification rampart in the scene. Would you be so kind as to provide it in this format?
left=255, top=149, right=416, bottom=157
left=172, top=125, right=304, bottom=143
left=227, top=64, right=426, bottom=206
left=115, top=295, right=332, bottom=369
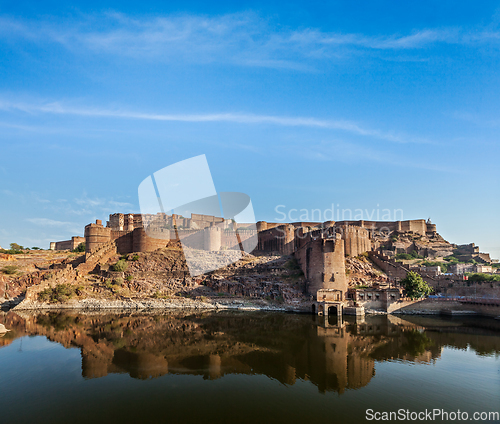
left=368, top=251, right=411, bottom=281
left=257, top=224, right=296, bottom=255
left=132, top=228, right=170, bottom=253
left=256, top=219, right=434, bottom=237
left=85, top=221, right=111, bottom=254
left=75, top=213, right=442, bottom=300
left=51, top=236, right=85, bottom=251
left=294, top=232, right=347, bottom=297
left=336, top=225, right=371, bottom=257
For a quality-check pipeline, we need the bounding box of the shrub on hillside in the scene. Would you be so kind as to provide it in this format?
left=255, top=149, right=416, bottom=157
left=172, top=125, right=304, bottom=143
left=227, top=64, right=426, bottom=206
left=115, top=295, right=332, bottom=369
left=72, top=243, right=85, bottom=253
left=444, top=255, right=459, bottom=263
left=396, top=253, right=413, bottom=260
left=1, top=265, right=18, bottom=275
left=112, top=259, right=128, bottom=272
left=38, top=284, right=76, bottom=303
left=410, top=251, right=424, bottom=259
left=466, top=273, right=500, bottom=282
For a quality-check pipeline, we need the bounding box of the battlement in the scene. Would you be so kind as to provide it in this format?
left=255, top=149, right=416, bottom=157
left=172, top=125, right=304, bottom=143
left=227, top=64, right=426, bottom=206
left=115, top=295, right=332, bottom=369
left=256, top=219, right=436, bottom=237
left=51, top=212, right=442, bottom=299
left=49, top=236, right=85, bottom=251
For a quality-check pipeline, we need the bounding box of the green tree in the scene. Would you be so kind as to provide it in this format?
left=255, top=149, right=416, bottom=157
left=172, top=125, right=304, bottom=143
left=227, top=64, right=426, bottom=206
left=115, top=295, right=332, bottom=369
left=396, top=253, right=413, bottom=260
left=10, top=243, right=23, bottom=250
left=401, top=271, right=433, bottom=299
left=72, top=243, right=85, bottom=253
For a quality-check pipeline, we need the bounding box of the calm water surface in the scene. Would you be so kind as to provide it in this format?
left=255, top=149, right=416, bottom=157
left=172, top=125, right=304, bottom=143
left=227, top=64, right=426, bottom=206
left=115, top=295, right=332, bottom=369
left=0, top=311, right=499, bottom=424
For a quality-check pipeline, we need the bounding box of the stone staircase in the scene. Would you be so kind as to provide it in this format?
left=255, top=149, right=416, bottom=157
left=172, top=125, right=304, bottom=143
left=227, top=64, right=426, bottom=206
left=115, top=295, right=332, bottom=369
left=76, top=240, right=118, bottom=275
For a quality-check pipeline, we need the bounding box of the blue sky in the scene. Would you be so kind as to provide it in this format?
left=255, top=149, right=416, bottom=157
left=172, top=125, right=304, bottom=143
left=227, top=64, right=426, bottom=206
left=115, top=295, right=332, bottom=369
left=0, top=1, right=499, bottom=259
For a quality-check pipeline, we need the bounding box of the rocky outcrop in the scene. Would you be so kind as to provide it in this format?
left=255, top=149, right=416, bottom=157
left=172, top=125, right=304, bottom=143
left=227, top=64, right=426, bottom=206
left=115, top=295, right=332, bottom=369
left=345, top=256, right=387, bottom=287
left=6, top=247, right=309, bottom=311
left=0, top=253, right=16, bottom=261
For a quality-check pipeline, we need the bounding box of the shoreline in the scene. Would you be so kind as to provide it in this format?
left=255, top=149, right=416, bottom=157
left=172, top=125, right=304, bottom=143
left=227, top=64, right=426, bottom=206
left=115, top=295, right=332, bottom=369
left=3, top=296, right=499, bottom=320
left=8, top=296, right=302, bottom=313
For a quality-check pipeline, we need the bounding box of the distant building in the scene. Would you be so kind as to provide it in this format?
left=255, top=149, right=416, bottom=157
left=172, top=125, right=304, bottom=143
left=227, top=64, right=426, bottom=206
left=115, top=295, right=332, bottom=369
left=50, top=236, right=85, bottom=251
left=449, top=263, right=475, bottom=275
left=474, top=264, right=492, bottom=273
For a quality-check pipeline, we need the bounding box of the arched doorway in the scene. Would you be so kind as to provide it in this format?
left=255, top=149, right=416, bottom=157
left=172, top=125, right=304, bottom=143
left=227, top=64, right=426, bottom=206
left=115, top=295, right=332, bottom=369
left=328, top=305, right=339, bottom=316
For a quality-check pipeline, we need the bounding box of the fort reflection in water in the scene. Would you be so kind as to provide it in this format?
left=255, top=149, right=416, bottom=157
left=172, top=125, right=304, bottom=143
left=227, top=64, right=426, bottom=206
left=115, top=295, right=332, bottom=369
left=1, top=311, right=498, bottom=394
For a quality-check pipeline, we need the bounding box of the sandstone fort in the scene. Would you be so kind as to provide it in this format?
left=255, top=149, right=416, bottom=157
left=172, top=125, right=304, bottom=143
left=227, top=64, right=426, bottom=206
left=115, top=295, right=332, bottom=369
left=37, top=212, right=499, bottom=317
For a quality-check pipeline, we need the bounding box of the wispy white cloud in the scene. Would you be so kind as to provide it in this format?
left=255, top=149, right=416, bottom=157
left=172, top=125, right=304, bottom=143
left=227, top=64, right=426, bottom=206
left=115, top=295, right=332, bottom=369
left=0, top=98, right=430, bottom=144
left=451, top=111, right=500, bottom=128
left=25, top=218, right=75, bottom=227
left=25, top=218, right=83, bottom=236
left=294, top=139, right=459, bottom=173
left=0, top=12, right=498, bottom=68
left=73, top=193, right=135, bottom=214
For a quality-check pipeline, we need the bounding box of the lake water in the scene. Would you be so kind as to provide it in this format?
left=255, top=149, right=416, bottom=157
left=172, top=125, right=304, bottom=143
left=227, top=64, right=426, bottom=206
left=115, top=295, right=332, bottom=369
left=0, top=311, right=499, bottom=424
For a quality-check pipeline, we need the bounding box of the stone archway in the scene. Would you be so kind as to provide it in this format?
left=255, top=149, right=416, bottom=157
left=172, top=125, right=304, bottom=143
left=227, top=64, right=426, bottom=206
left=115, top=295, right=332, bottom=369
left=328, top=305, right=340, bottom=316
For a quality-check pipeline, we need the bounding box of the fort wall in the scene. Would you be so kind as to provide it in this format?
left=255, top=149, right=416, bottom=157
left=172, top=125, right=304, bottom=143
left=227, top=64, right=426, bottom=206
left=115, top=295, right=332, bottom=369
left=85, top=221, right=111, bottom=254
left=78, top=213, right=443, bottom=301
left=400, top=219, right=427, bottom=235
left=111, top=230, right=134, bottom=254
left=337, top=225, right=371, bottom=257
left=257, top=224, right=296, bottom=255
left=132, top=228, right=170, bottom=253
left=52, top=236, right=85, bottom=251
left=256, top=219, right=430, bottom=236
